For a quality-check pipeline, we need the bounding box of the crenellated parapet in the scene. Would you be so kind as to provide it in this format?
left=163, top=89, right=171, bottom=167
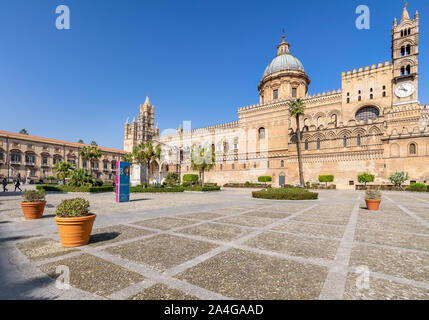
left=342, top=61, right=392, bottom=80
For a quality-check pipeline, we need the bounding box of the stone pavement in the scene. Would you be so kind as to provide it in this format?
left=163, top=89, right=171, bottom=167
left=0, top=188, right=428, bottom=300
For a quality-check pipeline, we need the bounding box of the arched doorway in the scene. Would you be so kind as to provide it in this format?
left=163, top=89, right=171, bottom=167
left=279, top=172, right=286, bottom=187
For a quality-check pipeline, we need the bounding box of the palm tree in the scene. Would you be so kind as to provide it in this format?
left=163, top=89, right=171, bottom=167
left=79, top=146, right=102, bottom=174
left=132, top=142, right=161, bottom=186
left=289, top=98, right=306, bottom=187
left=19, top=129, right=29, bottom=135
left=90, top=141, right=98, bottom=146
left=191, top=145, right=215, bottom=186
left=77, top=139, right=84, bottom=144
left=53, top=161, right=74, bottom=184
left=122, top=152, right=134, bottom=163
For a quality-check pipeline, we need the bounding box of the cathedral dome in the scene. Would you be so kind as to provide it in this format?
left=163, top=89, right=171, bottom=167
left=262, top=35, right=305, bottom=79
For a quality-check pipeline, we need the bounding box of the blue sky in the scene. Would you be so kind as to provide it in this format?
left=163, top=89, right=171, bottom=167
left=0, top=0, right=427, bottom=149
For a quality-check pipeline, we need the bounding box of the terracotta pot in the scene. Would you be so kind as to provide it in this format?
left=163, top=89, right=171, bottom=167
left=365, top=199, right=381, bottom=211
left=20, top=201, right=46, bottom=220
left=55, top=214, right=96, bottom=248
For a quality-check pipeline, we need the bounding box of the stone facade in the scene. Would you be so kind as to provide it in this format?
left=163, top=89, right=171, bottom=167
left=124, top=4, right=429, bottom=189
left=0, top=131, right=125, bottom=182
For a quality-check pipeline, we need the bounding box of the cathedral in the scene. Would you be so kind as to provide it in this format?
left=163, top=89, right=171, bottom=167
left=124, top=4, right=429, bottom=189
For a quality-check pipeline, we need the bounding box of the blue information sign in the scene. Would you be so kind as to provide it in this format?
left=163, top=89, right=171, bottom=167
left=116, top=161, right=130, bottom=203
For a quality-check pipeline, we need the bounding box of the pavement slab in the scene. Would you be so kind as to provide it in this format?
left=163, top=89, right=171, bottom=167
left=104, top=234, right=218, bottom=272
left=176, top=248, right=328, bottom=300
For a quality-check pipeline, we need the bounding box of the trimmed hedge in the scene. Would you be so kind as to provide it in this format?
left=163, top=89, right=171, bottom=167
left=182, top=174, right=199, bottom=183
left=184, top=185, right=221, bottom=192
left=36, top=185, right=114, bottom=193
left=130, top=186, right=185, bottom=193
left=408, top=183, right=428, bottom=192
left=258, top=176, right=272, bottom=183
left=224, top=182, right=271, bottom=188
left=252, top=188, right=318, bottom=200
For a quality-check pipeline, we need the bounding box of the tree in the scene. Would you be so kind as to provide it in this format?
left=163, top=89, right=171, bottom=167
left=79, top=146, right=102, bottom=174
left=164, top=173, right=179, bottom=186
left=90, top=141, right=98, bottom=146
left=358, top=173, right=375, bottom=186
left=190, top=145, right=215, bottom=186
left=289, top=98, right=306, bottom=187
left=53, top=161, right=74, bottom=184
left=122, top=152, right=134, bottom=163
left=389, top=171, right=409, bottom=189
left=69, top=169, right=96, bottom=187
left=182, top=174, right=199, bottom=185
left=258, top=176, right=272, bottom=187
left=132, top=142, right=161, bottom=186
left=19, top=129, right=29, bottom=135
left=77, top=139, right=84, bottom=144
left=319, top=175, right=334, bottom=187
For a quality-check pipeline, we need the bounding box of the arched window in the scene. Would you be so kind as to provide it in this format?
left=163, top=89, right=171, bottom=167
left=331, top=114, right=337, bottom=126
left=401, top=46, right=405, bottom=56
left=401, top=30, right=404, bottom=37
left=401, top=66, right=405, bottom=76
left=406, top=65, right=411, bottom=75
left=409, top=143, right=417, bottom=155
left=343, top=136, right=347, bottom=148
left=280, top=160, right=284, bottom=168
left=317, top=139, right=321, bottom=150
left=259, top=128, right=265, bottom=140
left=356, top=107, right=380, bottom=123
left=304, top=140, right=309, bottom=151
left=357, top=134, right=361, bottom=147
left=406, top=44, right=411, bottom=55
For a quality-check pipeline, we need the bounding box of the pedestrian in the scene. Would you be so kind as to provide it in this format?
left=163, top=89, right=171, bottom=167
left=14, top=179, right=22, bottom=192
left=2, top=178, right=7, bottom=192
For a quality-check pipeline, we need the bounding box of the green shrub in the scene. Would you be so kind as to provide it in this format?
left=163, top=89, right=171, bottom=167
left=56, top=198, right=90, bottom=217
left=358, top=173, right=375, bottom=186
left=46, top=176, right=56, bottom=181
left=22, top=190, right=46, bottom=202
left=224, top=182, right=269, bottom=188
left=164, top=173, right=179, bottom=186
left=184, top=185, right=221, bottom=192
left=36, top=185, right=113, bottom=193
left=68, top=169, right=96, bottom=187
left=365, top=189, right=382, bottom=200
left=252, top=188, right=318, bottom=200
left=258, top=176, right=272, bottom=183
left=130, top=186, right=184, bottom=193
left=409, top=183, right=428, bottom=192
left=182, top=174, right=199, bottom=183
left=389, top=172, right=409, bottom=187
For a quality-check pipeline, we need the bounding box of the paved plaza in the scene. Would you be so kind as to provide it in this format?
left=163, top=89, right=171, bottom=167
left=0, top=187, right=428, bottom=300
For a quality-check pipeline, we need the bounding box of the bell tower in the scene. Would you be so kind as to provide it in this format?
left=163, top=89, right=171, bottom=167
left=392, top=3, right=420, bottom=105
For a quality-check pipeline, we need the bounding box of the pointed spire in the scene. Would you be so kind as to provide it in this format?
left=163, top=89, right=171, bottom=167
left=132, top=117, right=136, bottom=123
left=125, top=117, right=129, bottom=125
left=400, top=2, right=410, bottom=23
left=415, top=10, right=419, bottom=20
left=393, top=17, right=397, bottom=27
left=144, top=96, right=150, bottom=106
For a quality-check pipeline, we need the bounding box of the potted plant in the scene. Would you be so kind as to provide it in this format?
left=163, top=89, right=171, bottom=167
left=54, top=198, right=96, bottom=247
left=20, top=190, right=46, bottom=220
left=365, top=189, right=382, bottom=211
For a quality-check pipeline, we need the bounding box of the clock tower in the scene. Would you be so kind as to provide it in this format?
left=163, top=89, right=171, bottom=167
left=392, top=3, right=419, bottom=105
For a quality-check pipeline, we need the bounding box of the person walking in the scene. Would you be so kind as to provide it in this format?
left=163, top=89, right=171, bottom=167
left=14, top=179, right=22, bottom=192
left=2, top=178, right=8, bottom=192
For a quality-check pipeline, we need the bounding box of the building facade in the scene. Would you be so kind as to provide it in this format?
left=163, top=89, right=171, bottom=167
left=124, top=4, right=429, bottom=189
left=0, top=131, right=125, bottom=182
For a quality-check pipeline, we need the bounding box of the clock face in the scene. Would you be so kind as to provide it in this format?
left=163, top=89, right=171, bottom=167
left=395, top=82, right=415, bottom=98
